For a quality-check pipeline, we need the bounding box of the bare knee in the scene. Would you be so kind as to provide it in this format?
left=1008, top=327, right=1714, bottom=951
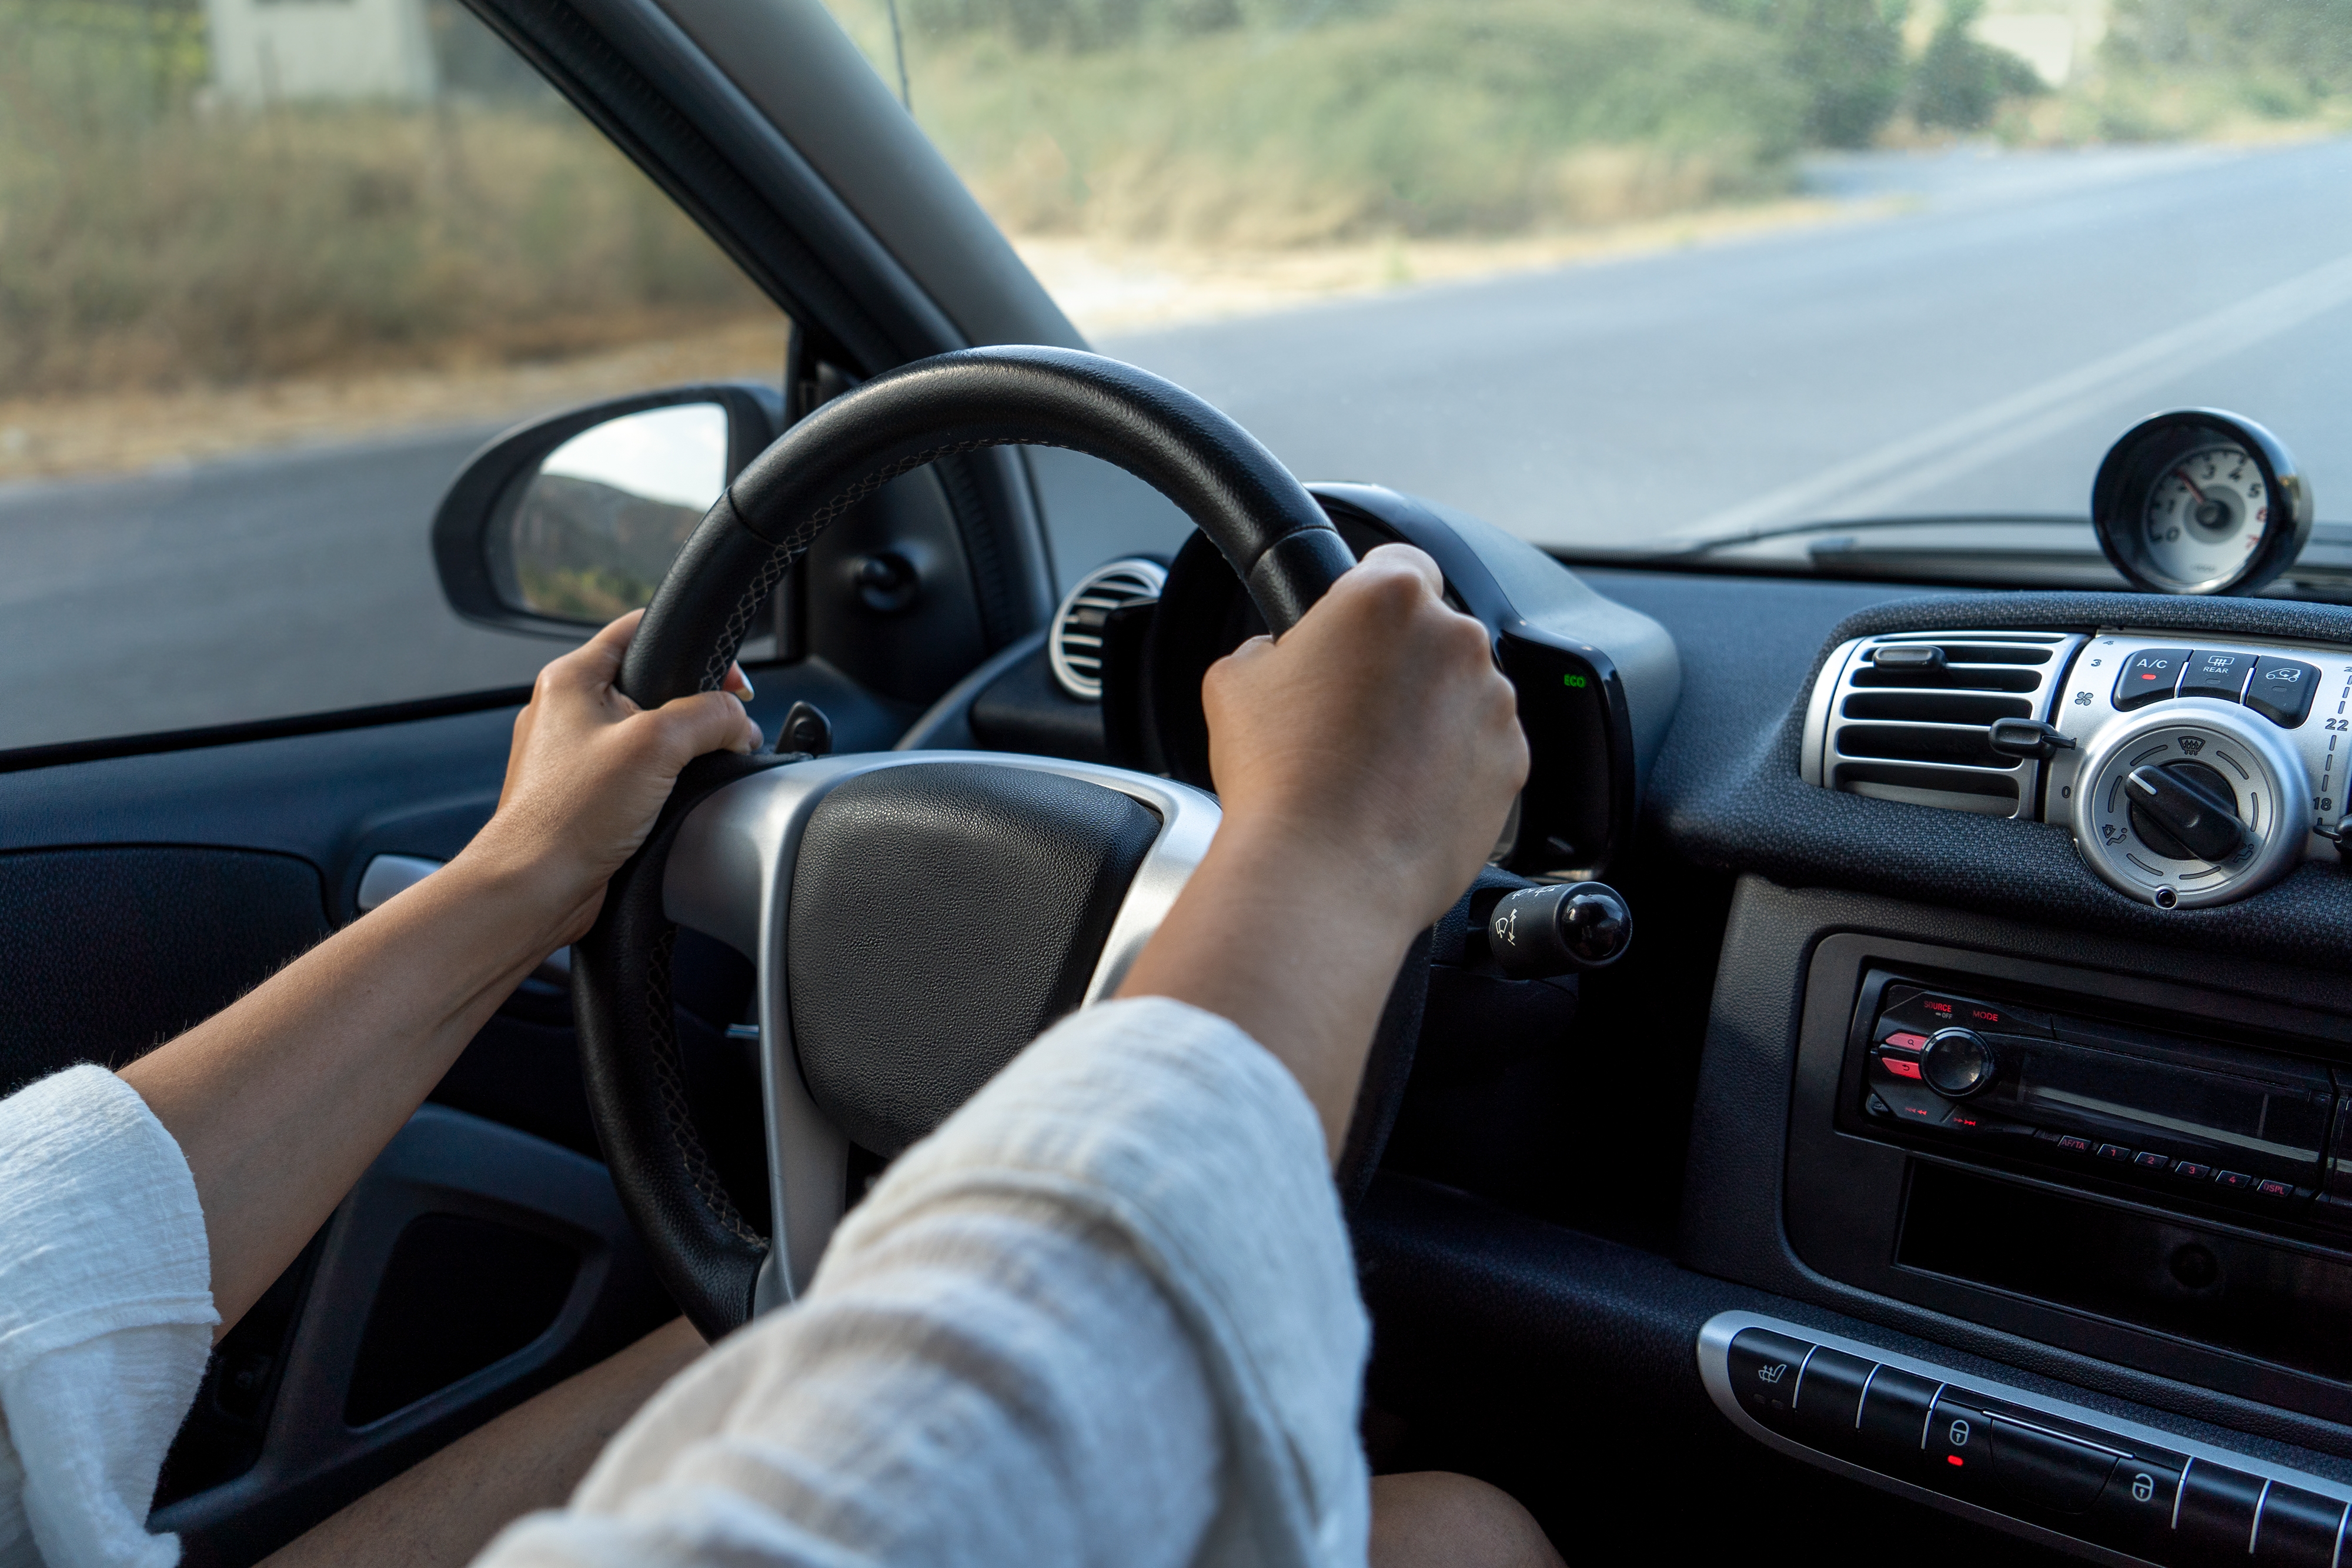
left=1371, top=1471, right=1565, bottom=1568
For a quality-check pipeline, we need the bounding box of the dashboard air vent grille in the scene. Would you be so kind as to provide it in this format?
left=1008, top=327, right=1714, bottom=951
left=1802, top=631, right=2083, bottom=819
left=1048, top=557, right=1167, bottom=700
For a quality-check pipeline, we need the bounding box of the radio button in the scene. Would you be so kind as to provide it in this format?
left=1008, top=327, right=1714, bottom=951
left=2217, top=1170, right=2256, bottom=1191
left=2256, top=1179, right=2294, bottom=1200
left=2176, top=1160, right=2216, bottom=1181
left=2086, top=1459, right=2184, bottom=1559
left=1943, top=1107, right=2035, bottom=1139
left=2056, top=1135, right=2093, bottom=1155
left=2096, top=1143, right=2133, bottom=1162
left=2134, top=1150, right=2170, bottom=1171
left=2178, top=1462, right=2269, bottom=1564
left=1882, top=1030, right=1931, bottom=1051
left=2254, top=1483, right=2350, bottom=1566
left=1922, top=1029, right=1998, bottom=1098
left=1880, top=1056, right=1923, bottom=1082
left=1726, top=1330, right=1811, bottom=1430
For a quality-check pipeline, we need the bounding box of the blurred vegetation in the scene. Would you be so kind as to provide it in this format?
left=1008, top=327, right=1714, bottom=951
left=2069, top=0, right=2352, bottom=139
left=0, top=0, right=766, bottom=397
left=1913, top=1, right=2046, bottom=131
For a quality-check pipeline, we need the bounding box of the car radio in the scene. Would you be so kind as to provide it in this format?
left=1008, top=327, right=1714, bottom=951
left=1837, top=968, right=2351, bottom=1225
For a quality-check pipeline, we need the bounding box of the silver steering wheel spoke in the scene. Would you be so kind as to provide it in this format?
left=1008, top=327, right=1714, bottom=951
left=662, top=751, right=1222, bottom=1306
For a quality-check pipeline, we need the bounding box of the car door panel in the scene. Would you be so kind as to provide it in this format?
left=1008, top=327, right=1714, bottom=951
left=0, top=662, right=897, bottom=1559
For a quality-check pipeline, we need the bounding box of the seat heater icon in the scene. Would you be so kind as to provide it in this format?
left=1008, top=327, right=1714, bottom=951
left=1756, top=1363, right=1788, bottom=1385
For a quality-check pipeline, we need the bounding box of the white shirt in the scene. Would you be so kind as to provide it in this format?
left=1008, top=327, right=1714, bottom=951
left=0, top=1067, right=217, bottom=1568
left=0, top=997, right=1369, bottom=1568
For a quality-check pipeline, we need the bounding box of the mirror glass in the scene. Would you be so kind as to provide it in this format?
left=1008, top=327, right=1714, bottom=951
left=500, top=402, right=730, bottom=622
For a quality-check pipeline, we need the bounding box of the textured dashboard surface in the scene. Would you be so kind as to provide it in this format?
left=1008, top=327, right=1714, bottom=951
left=1582, top=573, right=2352, bottom=967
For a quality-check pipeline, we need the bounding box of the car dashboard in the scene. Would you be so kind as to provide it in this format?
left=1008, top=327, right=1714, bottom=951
left=940, top=442, right=2352, bottom=1565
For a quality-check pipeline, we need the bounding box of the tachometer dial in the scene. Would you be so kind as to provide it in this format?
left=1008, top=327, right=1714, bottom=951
left=2090, top=410, right=2311, bottom=595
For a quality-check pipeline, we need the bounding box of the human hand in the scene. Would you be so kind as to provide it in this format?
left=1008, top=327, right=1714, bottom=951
left=1201, top=543, right=1527, bottom=935
left=469, top=610, right=764, bottom=942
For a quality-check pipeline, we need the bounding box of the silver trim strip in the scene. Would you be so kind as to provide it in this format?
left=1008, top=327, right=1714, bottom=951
left=1791, top=1345, right=1819, bottom=1411
left=1922, top=1382, right=1948, bottom=1449
left=1699, top=1311, right=2352, bottom=1568
left=2176, top=1457, right=2194, bottom=1532
left=2252, top=1477, right=2273, bottom=1553
left=666, top=751, right=1221, bottom=1303
left=1853, top=1363, right=1879, bottom=1428
left=2333, top=1493, right=2350, bottom=1568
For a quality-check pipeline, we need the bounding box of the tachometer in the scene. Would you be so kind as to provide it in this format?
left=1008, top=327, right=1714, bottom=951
left=2090, top=409, right=2311, bottom=595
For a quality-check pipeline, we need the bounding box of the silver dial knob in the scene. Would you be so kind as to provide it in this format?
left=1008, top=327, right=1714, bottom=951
left=2069, top=698, right=2308, bottom=908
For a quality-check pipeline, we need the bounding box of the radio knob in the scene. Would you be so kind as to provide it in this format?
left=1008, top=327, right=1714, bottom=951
left=1922, top=1028, right=1997, bottom=1099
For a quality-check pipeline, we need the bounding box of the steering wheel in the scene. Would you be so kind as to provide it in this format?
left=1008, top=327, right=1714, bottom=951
left=574, top=345, right=1387, bottom=1339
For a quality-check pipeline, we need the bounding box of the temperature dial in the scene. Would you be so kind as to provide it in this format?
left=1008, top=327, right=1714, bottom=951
left=2069, top=699, right=2308, bottom=908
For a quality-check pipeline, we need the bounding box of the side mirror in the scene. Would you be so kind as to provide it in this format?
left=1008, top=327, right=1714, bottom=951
left=433, top=383, right=783, bottom=637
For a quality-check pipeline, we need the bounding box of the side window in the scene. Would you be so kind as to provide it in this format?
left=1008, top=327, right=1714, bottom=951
left=0, top=0, right=787, bottom=752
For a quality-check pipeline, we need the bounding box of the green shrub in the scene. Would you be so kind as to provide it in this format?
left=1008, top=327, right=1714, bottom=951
left=1912, top=0, right=2045, bottom=131
left=0, top=0, right=766, bottom=396
left=903, top=0, right=1810, bottom=244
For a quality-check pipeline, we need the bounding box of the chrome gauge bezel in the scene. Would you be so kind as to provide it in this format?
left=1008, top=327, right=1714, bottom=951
left=2067, top=698, right=2308, bottom=908
left=2089, top=409, right=2313, bottom=596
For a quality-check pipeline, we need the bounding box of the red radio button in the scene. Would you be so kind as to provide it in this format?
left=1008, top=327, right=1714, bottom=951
left=2056, top=1135, right=2092, bottom=1155
left=2174, top=1161, right=2214, bottom=1181
left=1882, top=1058, right=1922, bottom=1081
left=1883, top=1031, right=1931, bottom=1051
left=2214, top=1170, right=2254, bottom=1191
left=2256, top=1179, right=2293, bottom=1199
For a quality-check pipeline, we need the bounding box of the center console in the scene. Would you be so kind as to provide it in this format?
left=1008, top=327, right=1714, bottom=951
left=1783, top=932, right=2352, bottom=1426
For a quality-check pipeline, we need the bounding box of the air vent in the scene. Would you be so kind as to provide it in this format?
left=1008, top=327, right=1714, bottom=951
left=1801, top=632, right=2084, bottom=818
left=1048, top=557, right=1167, bottom=700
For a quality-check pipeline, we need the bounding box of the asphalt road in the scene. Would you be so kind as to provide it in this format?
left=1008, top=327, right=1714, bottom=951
left=5, top=138, right=2351, bottom=750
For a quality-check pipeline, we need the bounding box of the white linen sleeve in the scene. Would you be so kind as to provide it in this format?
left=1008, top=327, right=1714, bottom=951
left=0, top=1065, right=218, bottom=1568
left=479, top=995, right=1371, bottom=1568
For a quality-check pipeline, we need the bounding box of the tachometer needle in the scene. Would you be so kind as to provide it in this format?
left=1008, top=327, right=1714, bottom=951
left=2171, top=469, right=2210, bottom=503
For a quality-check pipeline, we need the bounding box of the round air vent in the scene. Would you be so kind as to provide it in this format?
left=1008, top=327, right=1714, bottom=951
left=1048, top=557, right=1167, bottom=700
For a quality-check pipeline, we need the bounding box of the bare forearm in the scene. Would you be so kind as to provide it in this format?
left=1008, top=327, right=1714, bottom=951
left=1117, top=820, right=1422, bottom=1159
left=121, top=840, right=580, bottom=1331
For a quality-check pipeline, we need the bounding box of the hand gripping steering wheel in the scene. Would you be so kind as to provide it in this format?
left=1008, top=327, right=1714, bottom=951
left=575, top=346, right=1387, bottom=1338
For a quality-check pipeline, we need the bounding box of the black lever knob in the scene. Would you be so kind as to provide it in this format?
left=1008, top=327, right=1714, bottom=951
left=1485, top=882, right=1632, bottom=978
left=1987, top=717, right=2077, bottom=762
left=779, top=700, right=833, bottom=757
left=2126, top=762, right=2250, bottom=862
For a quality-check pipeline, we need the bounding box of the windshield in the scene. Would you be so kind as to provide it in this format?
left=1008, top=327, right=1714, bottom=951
left=820, top=0, right=2352, bottom=557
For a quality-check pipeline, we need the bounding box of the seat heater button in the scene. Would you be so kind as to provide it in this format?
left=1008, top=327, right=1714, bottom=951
left=2254, top=1482, right=2348, bottom=1566
left=2087, top=1460, right=2184, bottom=1559
left=1726, top=1330, right=1812, bottom=1430
left=1987, top=1414, right=2119, bottom=1515
left=2248, top=657, right=2321, bottom=728
left=2115, top=648, right=2192, bottom=710
left=1785, top=1348, right=1875, bottom=1458
left=2179, top=1462, right=2271, bottom=1564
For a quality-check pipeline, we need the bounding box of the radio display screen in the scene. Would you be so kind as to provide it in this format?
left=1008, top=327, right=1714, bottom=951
left=2006, top=1048, right=2321, bottom=1165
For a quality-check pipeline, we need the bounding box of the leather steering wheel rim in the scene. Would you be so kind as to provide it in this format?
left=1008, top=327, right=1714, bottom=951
left=577, top=346, right=1357, bottom=1338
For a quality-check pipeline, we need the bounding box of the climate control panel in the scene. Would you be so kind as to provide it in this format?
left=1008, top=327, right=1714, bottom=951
left=1701, top=1313, right=2352, bottom=1566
